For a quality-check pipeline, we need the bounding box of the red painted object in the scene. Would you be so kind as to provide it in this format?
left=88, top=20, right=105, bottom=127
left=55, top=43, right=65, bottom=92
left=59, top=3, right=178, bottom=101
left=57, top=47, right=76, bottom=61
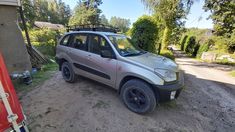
left=0, top=53, right=24, bottom=132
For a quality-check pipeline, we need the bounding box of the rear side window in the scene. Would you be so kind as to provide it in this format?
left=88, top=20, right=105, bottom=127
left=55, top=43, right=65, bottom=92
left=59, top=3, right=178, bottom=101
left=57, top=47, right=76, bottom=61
left=60, top=35, right=70, bottom=46
left=71, top=34, right=88, bottom=51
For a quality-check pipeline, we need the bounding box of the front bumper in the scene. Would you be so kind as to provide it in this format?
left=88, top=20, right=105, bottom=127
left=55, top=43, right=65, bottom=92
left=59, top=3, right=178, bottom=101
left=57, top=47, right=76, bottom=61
left=154, top=72, right=184, bottom=102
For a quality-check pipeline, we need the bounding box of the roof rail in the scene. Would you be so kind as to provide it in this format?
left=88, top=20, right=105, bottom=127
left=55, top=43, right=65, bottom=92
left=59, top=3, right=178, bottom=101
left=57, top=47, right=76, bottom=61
left=66, top=24, right=120, bottom=33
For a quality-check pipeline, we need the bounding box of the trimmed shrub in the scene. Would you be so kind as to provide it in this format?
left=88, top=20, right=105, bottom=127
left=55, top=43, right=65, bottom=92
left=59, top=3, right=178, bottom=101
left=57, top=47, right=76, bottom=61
left=184, top=36, right=196, bottom=55
left=180, top=35, right=188, bottom=51
left=196, top=39, right=213, bottom=58
left=192, top=43, right=200, bottom=57
left=197, top=44, right=209, bottom=58
left=130, top=15, right=159, bottom=53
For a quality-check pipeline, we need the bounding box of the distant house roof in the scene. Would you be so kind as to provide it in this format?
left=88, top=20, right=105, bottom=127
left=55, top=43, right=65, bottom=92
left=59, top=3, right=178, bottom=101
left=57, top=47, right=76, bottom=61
left=34, top=21, right=64, bottom=30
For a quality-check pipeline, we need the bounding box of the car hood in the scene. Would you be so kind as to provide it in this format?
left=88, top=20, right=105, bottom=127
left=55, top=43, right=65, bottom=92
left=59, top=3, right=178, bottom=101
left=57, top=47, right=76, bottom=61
left=126, top=52, right=179, bottom=72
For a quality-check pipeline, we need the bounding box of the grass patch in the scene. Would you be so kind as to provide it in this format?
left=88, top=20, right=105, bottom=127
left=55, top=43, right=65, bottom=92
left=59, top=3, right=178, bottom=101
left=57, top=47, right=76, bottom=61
left=13, top=62, right=58, bottom=93
left=230, top=71, right=235, bottom=77
left=81, top=89, right=93, bottom=97
left=214, top=60, right=235, bottom=66
left=160, top=49, right=175, bottom=60
left=92, top=100, right=110, bottom=109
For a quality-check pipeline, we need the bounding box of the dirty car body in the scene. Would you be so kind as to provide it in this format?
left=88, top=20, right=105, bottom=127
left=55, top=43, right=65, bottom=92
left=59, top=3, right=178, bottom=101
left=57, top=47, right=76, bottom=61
left=56, top=31, right=184, bottom=114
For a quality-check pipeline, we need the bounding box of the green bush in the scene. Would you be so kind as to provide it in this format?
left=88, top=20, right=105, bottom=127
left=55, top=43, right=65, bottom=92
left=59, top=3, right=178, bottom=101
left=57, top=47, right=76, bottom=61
left=180, top=35, right=188, bottom=51
left=160, top=49, right=175, bottom=60
left=192, top=43, right=200, bottom=57
left=197, top=44, right=209, bottom=58
left=196, top=39, right=213, bottom=58
left=228, top=29, right=235, bottom=53
left=209, top=34, right=235, bottom=54
left=23, top=28, right=60, bottom=56
left=184, top=35, right=196, bottom=56
left=130, top=15, right=159, bottom=53
left=230, top=70, right=235, bottom=77
left=211, top=36, right=229, bottom=53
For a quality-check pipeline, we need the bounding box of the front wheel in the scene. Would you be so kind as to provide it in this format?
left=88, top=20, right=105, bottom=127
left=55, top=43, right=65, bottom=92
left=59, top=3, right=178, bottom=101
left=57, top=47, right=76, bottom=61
left=61, top=62, right=77, bottom=83
left=120, top=79, right=157, bottom=114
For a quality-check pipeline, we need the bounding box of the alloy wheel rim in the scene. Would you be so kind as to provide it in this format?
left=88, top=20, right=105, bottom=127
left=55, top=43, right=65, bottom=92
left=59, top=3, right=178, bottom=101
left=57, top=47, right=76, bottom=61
left=63, top=67, right=71, bottom=79
left=126, top=88, right=147, bottom=110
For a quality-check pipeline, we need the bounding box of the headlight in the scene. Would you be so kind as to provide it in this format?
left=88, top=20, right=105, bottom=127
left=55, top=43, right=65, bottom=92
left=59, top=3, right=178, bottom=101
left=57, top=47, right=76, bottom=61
left=154, top=69, right=177, bottom=82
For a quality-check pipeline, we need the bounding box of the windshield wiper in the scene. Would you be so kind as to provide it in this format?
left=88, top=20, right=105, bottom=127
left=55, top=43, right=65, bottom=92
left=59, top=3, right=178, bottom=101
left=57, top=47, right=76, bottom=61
left=123, top=52, right=143, bottom=57
left=123, top=53, right=137, bottom=57
left=140, top=51, right=147, bottom=54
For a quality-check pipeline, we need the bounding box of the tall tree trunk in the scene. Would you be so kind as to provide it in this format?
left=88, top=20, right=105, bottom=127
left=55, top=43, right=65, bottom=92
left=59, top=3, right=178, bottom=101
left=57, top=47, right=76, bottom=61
left=162, top=26, right=171, bottom=49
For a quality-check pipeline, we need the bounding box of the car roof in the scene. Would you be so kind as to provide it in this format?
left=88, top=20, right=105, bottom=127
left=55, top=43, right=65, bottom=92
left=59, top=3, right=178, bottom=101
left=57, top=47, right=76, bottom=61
left=65, top=31, right=123, bottom=36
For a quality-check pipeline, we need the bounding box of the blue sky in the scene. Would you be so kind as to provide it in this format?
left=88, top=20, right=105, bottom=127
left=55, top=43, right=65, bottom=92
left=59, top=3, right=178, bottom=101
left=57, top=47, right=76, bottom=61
left=63, top=0, right=213, bottom=29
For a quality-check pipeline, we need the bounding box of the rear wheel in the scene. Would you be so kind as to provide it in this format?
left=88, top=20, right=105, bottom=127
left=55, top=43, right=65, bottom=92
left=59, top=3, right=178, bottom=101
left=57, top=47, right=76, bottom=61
left=61, top=62, right=77, bottom=83
left=120, top=79, right=157, bottom=114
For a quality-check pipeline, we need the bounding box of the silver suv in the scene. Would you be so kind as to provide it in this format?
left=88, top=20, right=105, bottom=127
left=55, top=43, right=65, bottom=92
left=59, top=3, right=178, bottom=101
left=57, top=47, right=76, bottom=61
left=56, top=31, right=184, bottom=114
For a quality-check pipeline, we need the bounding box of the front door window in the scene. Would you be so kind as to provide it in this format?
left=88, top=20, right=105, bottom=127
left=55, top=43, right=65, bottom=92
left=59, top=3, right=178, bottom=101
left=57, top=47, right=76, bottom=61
left=89, top=35, right=112, bottom=55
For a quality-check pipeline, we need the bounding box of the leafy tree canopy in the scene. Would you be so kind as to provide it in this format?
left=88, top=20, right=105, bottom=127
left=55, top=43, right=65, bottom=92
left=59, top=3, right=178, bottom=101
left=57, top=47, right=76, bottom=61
left=141, top=0, right=194, bottom=49
left=109, top=16, right=130, bottom=33
left=21, top=0, right=36, bottom=25
left=69, top=0, right=102, bottom=25
left=100, top=14, right=109, bottom=25
left=21, top=0, right=71, bottom=25
left=204, top=0, right=235, bottom=36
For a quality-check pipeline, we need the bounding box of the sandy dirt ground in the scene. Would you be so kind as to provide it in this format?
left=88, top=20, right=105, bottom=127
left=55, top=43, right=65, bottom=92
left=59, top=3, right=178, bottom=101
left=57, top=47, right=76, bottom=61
left=19, top=51, right=235, bottom=132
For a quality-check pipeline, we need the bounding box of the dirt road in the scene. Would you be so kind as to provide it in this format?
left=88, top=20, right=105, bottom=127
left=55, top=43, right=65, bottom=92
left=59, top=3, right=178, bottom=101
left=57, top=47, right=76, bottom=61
left=20, top=51, right=235, bottom=132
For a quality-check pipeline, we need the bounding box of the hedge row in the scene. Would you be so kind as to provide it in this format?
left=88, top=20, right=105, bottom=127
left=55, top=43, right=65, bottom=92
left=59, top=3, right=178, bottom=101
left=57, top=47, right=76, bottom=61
left=196, top=39, right=212, bottom=57
left=180, top=35, right=188, bottom=51
left=180, top=35, right=210, bottom=57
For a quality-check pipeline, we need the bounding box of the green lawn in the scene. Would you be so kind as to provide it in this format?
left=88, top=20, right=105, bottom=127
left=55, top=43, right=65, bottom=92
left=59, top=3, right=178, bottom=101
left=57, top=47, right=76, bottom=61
left=214, top=60, right=235, bottom=66
left=230, top=70, right=235, bottom=77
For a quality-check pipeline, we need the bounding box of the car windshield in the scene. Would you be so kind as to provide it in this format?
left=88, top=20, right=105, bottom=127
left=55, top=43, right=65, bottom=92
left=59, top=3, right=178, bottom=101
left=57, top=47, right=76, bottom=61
left=108, top=35, right=146, bottom=57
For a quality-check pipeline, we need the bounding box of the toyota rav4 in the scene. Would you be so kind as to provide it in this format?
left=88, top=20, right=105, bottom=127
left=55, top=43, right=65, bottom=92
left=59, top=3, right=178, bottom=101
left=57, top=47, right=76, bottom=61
left=55, top=30, right=184, bottom=114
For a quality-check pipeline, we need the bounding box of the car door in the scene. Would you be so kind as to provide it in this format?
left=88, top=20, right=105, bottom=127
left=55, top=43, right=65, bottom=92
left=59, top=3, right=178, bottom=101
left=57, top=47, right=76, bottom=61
left=68, top=33, right=91, bottom=75
left=86, top=34, right=117, bottom=87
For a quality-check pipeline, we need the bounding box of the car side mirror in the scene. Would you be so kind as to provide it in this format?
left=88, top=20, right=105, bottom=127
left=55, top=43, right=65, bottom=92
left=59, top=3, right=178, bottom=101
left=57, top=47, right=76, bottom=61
left=101, top=50, right=114, bottom=59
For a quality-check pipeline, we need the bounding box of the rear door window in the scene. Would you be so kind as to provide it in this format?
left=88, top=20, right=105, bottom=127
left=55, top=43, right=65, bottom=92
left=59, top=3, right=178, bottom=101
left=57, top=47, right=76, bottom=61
left=71, top=34, right=88, bottom=51
left=60, top=35, right=71, bottom=46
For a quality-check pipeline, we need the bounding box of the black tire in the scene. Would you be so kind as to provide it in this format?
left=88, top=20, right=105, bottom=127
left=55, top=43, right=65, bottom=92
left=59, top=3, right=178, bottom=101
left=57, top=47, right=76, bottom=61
left=61, top=62, right=77, bottom=83
left=120, top=79, right=157, bottom=114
